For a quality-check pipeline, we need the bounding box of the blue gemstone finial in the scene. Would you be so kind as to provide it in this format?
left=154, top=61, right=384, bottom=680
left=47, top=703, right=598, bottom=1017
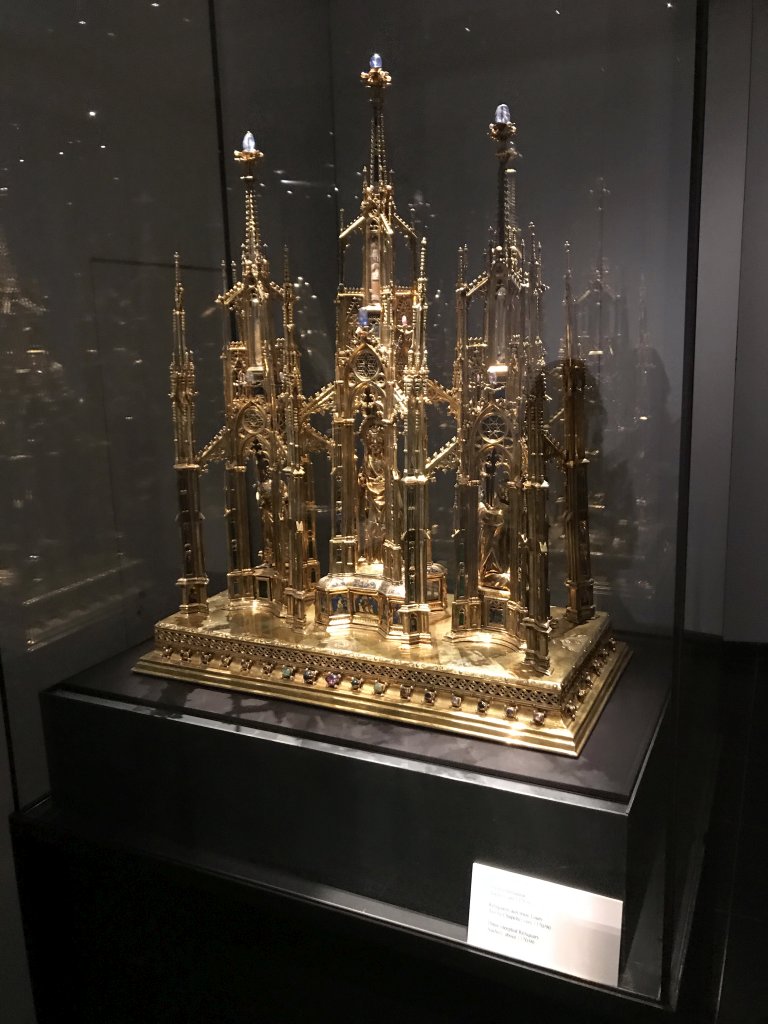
left=242, top=131, right=256, bottom=153
left=369, top=53, right=383, bottom=69
left=494, top=104, right=511, bottom=125
left=358, top=308, right=369, bottom=326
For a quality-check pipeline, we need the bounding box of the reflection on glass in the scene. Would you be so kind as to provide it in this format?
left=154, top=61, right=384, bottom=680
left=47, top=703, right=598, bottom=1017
left=0, top=228, right=135, bottom=651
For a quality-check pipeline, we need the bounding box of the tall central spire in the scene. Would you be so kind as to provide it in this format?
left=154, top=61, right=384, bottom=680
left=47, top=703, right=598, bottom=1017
left=361, top=52, right=391, bottom=187
left=234, top=130, right=263, bottom=270
left=488, top=103, right=519, bottom=252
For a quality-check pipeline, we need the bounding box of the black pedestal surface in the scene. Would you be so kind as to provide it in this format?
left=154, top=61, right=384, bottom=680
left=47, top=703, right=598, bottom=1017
left=40, top=635, right=670, bottom=996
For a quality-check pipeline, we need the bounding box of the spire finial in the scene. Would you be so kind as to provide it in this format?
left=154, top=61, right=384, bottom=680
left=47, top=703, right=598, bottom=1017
left=234, top=130, right=265, bottom=269
left=564, top=241, right=577, bottom=361
left=172, top=252, right=188, bottom=365
left=489, top=103, right=519, bottom=247
left=488, top=102, right=518, bottom=149
left=361, top=52, right=391, bottom=88
left=361, top=54, right=392, bottom=186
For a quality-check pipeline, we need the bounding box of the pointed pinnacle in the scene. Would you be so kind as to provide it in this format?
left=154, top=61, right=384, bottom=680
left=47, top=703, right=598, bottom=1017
left=173, top=252, right=183, bottom=312
left=563, top=242, right=577, bottom=360
left=244, top=184, right=259, bottom=265
left=457, top=244, right=466, bottom=284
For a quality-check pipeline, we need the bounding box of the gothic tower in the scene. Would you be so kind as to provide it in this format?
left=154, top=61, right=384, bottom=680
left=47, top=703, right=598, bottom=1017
left=450, top=103, right=549, bottom=652
left=215, top=131, right=317, bottom=618
left=313, top=53, right=446, bottom=642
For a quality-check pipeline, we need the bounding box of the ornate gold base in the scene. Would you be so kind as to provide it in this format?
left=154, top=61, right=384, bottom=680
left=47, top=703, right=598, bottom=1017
left=134, top=593, right=630, bottom=756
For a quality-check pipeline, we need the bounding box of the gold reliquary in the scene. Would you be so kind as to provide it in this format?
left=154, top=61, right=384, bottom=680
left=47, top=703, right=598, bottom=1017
left=135, top=54, right=630, bottom=755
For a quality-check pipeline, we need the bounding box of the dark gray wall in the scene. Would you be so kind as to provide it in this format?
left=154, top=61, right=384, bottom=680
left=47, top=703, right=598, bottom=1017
left=723, top=0, right=768, bottom=643
left=686, top=0, right=751, bottom=637
left=686, top=0, right=768, bottom=643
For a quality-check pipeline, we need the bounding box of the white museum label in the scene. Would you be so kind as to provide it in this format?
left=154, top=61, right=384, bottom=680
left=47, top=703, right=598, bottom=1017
left=467, top=862, right=623, bottom=986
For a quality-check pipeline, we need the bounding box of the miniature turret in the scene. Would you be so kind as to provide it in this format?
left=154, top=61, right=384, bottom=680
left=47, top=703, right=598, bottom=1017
left=450, top=103, right=539, bottom=648
left=187, top=130, right=315, bottom=615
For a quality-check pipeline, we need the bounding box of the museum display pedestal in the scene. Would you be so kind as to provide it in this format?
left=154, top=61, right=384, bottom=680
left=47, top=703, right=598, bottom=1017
left=31, top=634, right=673, bottom=1002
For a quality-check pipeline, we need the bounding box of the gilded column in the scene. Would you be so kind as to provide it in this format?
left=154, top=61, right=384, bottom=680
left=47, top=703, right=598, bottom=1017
left=400, top=238, right=431, bottom=643
left=329, top=301, right=358, bottom=574
left=224, top=466, right=255, bottom=602
left=451, top=247, right=482, bottom=634
left=281, top=257, right=311, bottom=627
left=522, top=370, right=551, bottom=670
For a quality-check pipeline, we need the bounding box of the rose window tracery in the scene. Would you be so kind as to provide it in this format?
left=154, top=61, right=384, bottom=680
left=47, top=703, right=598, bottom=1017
left=480, top=413, right=508, bottom=443
left=353, top=349, right=381, bottom=381
left=241, top=407, right=266, bottom=433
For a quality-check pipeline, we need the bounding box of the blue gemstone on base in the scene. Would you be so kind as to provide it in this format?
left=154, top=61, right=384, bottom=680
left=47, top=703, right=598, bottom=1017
left=369, top=53, right=382, bottom=69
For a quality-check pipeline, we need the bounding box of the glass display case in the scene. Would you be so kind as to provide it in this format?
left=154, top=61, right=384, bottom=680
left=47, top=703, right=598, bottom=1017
left=1, top=1, right=716, bottom=1018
